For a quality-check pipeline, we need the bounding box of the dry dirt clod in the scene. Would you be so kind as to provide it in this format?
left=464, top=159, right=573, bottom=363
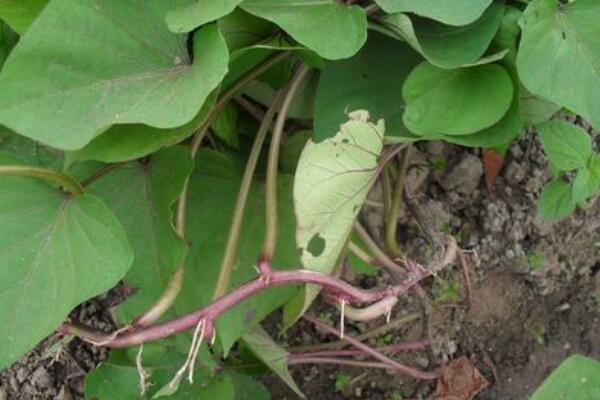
left=433, top=356, right=489, bottom=400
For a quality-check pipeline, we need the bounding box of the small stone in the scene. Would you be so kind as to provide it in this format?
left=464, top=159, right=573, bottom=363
left=32, top=366, right=52, bottom=388
left=9, top=376, right=19, bottom=392
left=0, top=387, right=7, bottom=400
left=16, top=367, right=28, bottom=383
left=441, top=154, right=483, bottom=195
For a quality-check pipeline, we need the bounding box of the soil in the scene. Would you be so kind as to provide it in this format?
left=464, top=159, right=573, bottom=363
left=1, top=120, right=600, bottom=399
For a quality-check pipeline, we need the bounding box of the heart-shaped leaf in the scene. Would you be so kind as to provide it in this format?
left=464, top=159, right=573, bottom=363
left=536, top=121, right=592, bottom=172
left=517, top=0, right=600, bottom=130
left=0, top=156, right=133, bottom=368
left=0, top=0, right=229, bottom=150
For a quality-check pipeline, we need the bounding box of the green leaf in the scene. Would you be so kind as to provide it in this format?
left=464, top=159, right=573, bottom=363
left=212, top=102, right=240, bottom=148
left=517, top=0, right=600, bottom=131
left=0, top=0, right=47, bottom=34
left=380, top=2, right=504, bottom=69
left=437, top=95, right=523, bottom=148
left=531, top=355, right=600, bottom=400
left=572, top=155, right=600, bottom=204
left=218, top=8, right=277, bottom=52
left=402, top=62, right=513, bottom=136
left=0, top=156, right=133, bottom=368
left=0, top=19, right=17, bottom=67
left=173, top=149, right=300, bottom=355
left=520, top=87, right=561, bottom=126
left=280, top=130, right=312, bottom=174
left=537, top=180, right=575, bottom=221
left=536, top=121, right=592, bottom=171
left=87, top=147, right=192, bottom=322
left=348, top=232, right=379, bottom=276
left=166, top=0, right=244, bottom=33
left=292, top=110, right=384, bottom=319
left=314, top=31, right=421, bottom=141
left=240, top=0, right=367, bottom=60
left=375, top=0, right=493, bottom=26
left=0, top=130, right=63, bottom=169
left=242, top=325, right=305, bottom=399
left=66, top=91, right=217, bottom=164
left=86, top=350, right=218, bottom=399
left=243, top=68, right=318, bottom=120
left=0, top=1, right=229, bottom=150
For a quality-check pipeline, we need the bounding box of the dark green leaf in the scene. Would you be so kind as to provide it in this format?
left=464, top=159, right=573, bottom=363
left=531, top=355, right=600, bottom=400
left=375, top=0, right=493, bottom=26
left=517, top=0, right=600, bottom=130
left=219, top=8, right=277, bottom=52
left=240, top=0, right=367, bottom=60
left=536, top=121, right=592, bottom=171
left=0, top=19, right=18, bottom=67
left=314, top=31, right=421, bottom=141
left=173, top=149, right=300, bottom=355
left=403, top=63, right=513, bottom=136
left=0, top=0, right=47, bottom=34
left=280, top=130, right=311, bottom=174
left=212, top=102, right=240, bottom=148
left=166, top=0, right=244, bottom=33
left=0, top=155, right=133, bottom=368
left=0, top=1, right=229, bottom=150
left=87, top=147, right=192, bottom=323
left=537, top=180, right=575, bottom=221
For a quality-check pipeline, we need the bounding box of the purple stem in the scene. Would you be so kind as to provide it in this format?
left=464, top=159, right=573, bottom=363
left=303, top=315, right=437, bottom=380
left=59, top=238, right=455, bottom=349
left=292, top=340, right=429, bottom=359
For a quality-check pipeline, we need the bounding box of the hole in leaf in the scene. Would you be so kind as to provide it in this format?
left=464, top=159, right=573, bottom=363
left=307, top=233, right=326, bottom=257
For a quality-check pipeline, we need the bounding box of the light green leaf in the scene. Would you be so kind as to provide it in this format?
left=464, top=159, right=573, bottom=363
left=0, top=1, right=229, bottom=150
left=66, top=91, right=217, bottom=164
left=167, top=0, right=244, bottom=33
left=173, top=149, right=300, bottom=355
left=536, top=121, right=592, bottom=171
left=375, top=0, right=493, bottom=26
left=531, top=355, right=600, bottom=400
left=572, top=155, right=600, bottom=204
left=314, top=31, right=420, bottom=141
left=87, top=147, right=192, bottom=323
left=240, top=0, right=367, bottom=60
left=520, top=87, right=561, bottom=126
left=380, top=2, right=504, bottom=69
left=0, top=157, right=133, bottom=368
left=403, top=62, right=513, bottom=136
left=537, top=180, right=575, bottom=221
left=242, top=325, right=305, bottom=399
left=0, top=0, right=47, bottom=34
left=517, top=0, right=600, bottom=131
left=293, top=110, right=384, bottom=318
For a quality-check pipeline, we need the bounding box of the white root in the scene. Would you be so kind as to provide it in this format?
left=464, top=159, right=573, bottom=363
left=135, top=344, right=150, bottom=395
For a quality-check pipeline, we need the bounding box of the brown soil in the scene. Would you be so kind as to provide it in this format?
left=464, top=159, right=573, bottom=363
left=1, top=122, right=599, bottom=399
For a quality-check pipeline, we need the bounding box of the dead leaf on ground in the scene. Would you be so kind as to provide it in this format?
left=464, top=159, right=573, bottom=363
left=483, top=149, right=504, bottom=194
left=433, top=355, right=490, bottom=400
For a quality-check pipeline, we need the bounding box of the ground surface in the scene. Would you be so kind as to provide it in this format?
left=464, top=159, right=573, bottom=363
left=1, top=124, right=599, bottom=399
